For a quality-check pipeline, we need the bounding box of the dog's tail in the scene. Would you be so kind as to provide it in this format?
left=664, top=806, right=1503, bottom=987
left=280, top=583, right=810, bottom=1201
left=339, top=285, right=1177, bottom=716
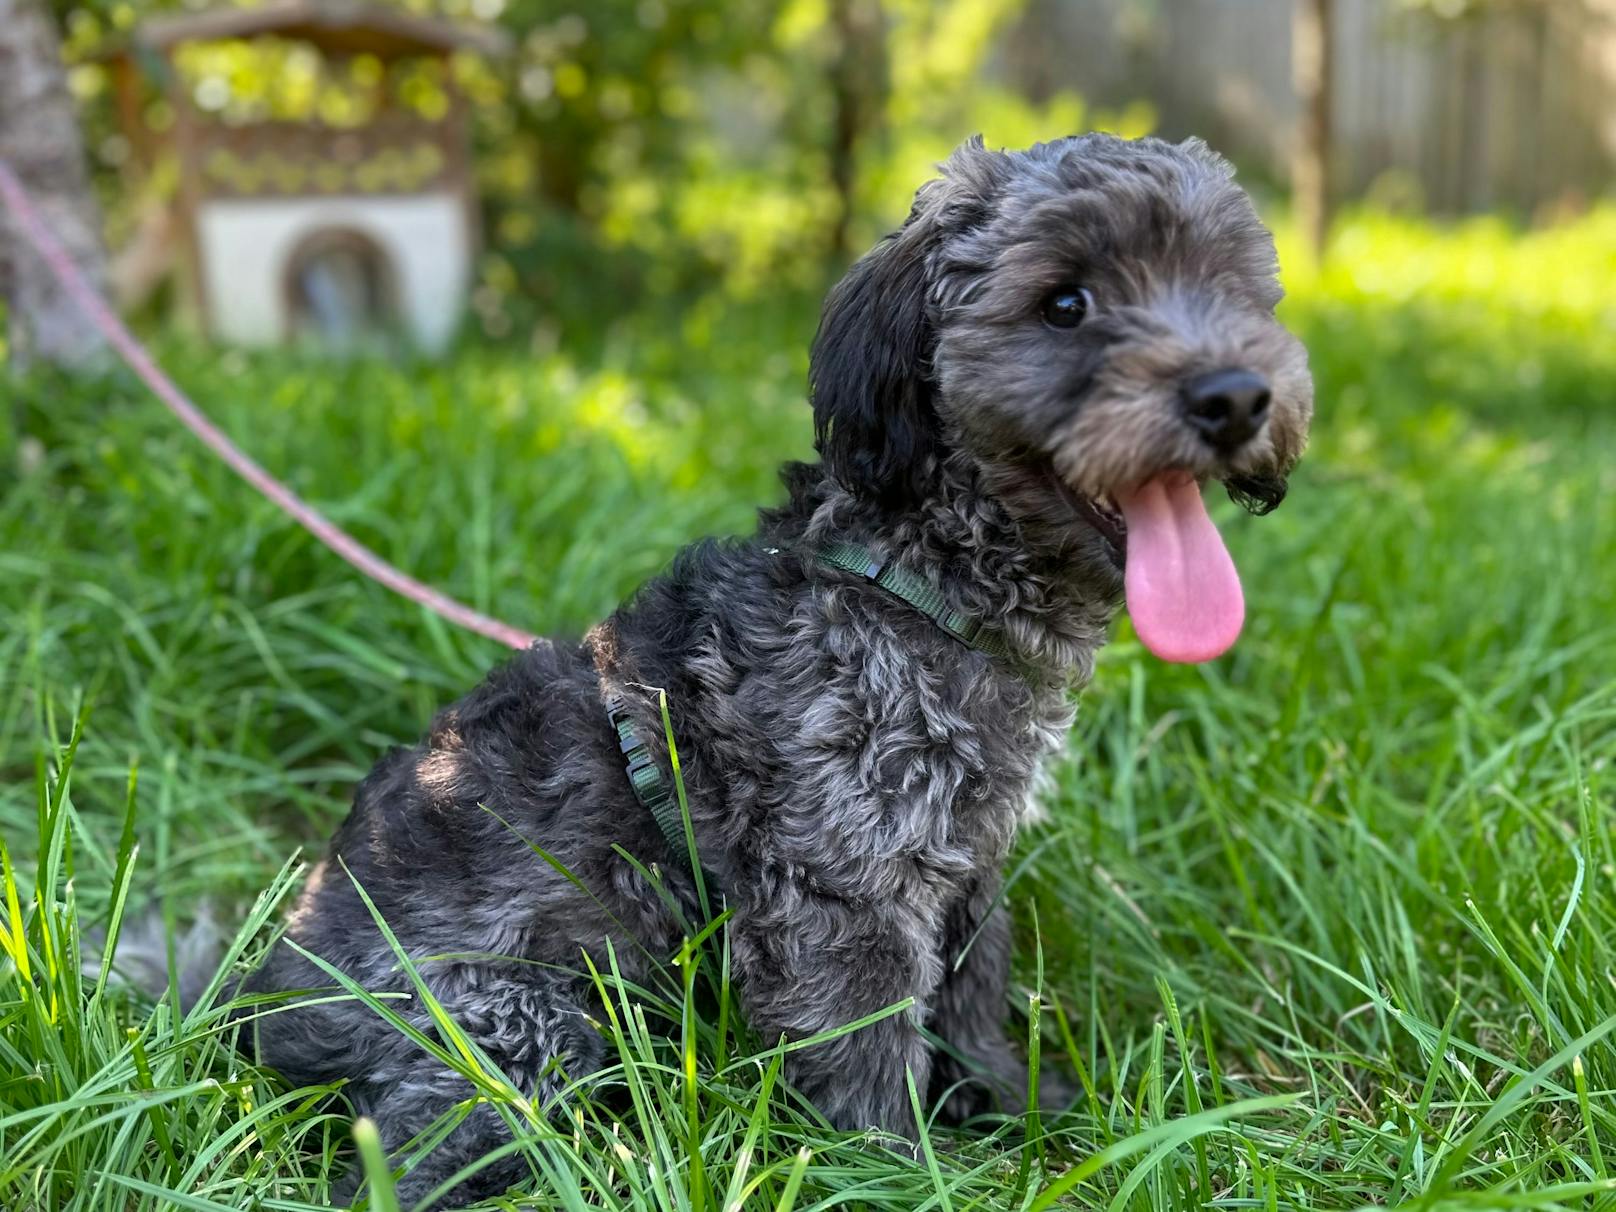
left=85, top=904, right=224, bottom=1013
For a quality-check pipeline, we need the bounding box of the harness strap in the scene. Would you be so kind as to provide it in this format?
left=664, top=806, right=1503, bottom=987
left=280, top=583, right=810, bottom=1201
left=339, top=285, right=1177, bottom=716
left=816, top=541, right=1012, bottom=660
left=605, top=696, right=699, bottom=875
left=603, top=539, right=1013, bottom=880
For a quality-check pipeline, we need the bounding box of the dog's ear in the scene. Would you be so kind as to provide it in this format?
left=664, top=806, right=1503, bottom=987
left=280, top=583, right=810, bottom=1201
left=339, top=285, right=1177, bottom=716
left=809, top=201, right=945, bottom=506
left=1226, top=472, right=1288, bottom=515
left=810, top=139, right=999, bottom=507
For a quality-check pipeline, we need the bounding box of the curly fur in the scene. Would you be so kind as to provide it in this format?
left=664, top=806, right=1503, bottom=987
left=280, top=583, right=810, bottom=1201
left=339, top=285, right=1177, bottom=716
left=244, top=132, right=1313, bottom=1207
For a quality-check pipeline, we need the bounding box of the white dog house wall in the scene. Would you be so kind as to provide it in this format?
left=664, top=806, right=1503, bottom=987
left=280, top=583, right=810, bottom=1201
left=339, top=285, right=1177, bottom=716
left=97, top=1, right=508, bottom=354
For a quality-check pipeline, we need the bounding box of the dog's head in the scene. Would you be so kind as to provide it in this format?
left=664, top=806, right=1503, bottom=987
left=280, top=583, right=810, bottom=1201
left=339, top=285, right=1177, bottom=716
left=810, top=133, right=1314, bottom=662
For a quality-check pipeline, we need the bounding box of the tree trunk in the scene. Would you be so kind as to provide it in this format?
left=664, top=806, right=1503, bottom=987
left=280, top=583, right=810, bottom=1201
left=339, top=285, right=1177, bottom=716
left=1291, top=0, right=1335, bottom=260
left=827, top=0, right=887, bottom=261
left=0, top=0, right=109, bottom=370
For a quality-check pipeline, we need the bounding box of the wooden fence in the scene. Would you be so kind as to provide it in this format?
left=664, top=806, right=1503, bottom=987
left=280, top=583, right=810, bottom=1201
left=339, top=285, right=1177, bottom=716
left=1004, top=0, right=1616, bottom=217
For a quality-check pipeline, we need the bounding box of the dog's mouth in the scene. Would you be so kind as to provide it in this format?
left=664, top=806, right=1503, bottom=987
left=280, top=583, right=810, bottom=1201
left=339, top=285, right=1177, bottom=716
left=1062, top=472, right=1245, bottom=665
left=1061, top=484, right=1128, bottom=561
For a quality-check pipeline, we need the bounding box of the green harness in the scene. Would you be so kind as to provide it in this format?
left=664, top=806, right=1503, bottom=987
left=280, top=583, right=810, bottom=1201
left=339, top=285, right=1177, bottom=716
left=815, top=540, right=1012, bottom=659
left=611, top=541, right=1014, bottom=874
left=606, top=695, right=700, bottom=877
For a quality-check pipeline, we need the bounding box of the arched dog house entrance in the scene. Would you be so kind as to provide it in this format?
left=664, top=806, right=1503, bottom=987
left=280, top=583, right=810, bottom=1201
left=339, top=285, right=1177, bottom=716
left=282, top=226, right=399, bottom=353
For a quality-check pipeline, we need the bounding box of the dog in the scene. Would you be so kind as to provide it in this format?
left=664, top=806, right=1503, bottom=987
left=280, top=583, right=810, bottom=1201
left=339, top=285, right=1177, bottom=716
left=243, top=132, right=1313, bottom=1205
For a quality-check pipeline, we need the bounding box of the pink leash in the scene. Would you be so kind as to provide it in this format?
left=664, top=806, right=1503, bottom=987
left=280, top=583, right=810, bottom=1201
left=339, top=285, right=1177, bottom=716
left=0, top=158, right=537, bottom=651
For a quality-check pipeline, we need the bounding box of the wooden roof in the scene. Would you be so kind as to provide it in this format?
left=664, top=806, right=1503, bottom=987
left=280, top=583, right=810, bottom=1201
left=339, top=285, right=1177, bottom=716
left=94, top=0, right=510, bottom=62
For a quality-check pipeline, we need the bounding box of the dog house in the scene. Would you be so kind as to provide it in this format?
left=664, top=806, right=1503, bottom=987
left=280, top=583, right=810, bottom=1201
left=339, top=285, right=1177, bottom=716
left=98, top=1, right=507, bottom=353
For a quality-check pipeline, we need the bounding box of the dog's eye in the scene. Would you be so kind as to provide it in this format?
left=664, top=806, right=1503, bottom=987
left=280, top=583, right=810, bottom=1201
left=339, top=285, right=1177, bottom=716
left=1041, top=286, right=1093, bottom=329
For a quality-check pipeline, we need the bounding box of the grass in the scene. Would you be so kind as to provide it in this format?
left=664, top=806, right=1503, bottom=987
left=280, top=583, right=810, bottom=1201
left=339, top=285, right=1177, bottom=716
left=2, top=205, right=1615, bottom=1209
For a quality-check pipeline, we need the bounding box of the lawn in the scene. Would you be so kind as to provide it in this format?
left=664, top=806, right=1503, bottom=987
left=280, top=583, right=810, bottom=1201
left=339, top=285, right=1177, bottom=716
left=2, top=208, right=1615, bottom=1210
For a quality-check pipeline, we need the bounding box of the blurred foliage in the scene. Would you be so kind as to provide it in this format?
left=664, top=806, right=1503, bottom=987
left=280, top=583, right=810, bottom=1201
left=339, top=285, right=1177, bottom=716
left=53, top=0, right=1151, bottom=342
left=40, top=0, right=1606, bottom=354
left=159, top=39, right=458, bottom=127
left=1277, top=205, right=1616, bottom=441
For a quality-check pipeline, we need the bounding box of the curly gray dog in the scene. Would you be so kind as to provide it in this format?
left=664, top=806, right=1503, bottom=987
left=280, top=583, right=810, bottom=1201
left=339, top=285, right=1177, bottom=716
left=245, top=132, right=1313, bottom=1205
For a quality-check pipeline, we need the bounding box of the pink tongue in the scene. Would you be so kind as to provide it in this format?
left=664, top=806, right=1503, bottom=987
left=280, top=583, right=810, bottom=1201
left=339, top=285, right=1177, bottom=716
left=1116, top=474, right=1244, bottom=663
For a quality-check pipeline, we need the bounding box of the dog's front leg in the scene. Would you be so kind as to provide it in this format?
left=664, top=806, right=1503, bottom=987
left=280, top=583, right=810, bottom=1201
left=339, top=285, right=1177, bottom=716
left=927, top=879, right=1078, bottom=1125
left=927, top=881, right=1034, bottom=1122
left=733, top=887, right=939, bottom=1138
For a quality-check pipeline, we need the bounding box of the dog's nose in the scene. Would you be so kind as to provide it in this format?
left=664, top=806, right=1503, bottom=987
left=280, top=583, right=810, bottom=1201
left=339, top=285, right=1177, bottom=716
left=1180, top=369, right=1271, bottom=453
